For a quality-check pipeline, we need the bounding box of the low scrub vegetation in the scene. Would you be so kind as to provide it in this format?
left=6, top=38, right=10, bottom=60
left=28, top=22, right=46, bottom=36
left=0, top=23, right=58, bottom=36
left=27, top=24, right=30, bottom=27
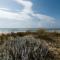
left=0, top=29, right=60, bottom=60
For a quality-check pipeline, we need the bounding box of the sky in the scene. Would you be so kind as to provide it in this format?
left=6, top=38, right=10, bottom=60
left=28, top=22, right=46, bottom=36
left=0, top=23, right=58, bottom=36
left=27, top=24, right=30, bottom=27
left=0, top=0, right=60, bottom=28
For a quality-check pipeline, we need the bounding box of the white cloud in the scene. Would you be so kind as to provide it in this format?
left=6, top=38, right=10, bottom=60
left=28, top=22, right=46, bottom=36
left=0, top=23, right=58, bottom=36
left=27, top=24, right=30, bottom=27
left=0, top=0, right=55, bottom=28
left=0, top=8, right=10, bottom=11
left=15, top=0, right=32, bottom=13
left=32, top=13, right=55, bottom=23
left=0, top=9, right=32, bottom=21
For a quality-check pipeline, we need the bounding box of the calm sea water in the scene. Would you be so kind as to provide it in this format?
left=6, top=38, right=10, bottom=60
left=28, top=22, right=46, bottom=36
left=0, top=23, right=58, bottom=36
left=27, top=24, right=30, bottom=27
left=0, top=28, right=60, bottom=33
left=0, top=28, right=38, bottom=33
left=0, top=28, right=28, bottom=33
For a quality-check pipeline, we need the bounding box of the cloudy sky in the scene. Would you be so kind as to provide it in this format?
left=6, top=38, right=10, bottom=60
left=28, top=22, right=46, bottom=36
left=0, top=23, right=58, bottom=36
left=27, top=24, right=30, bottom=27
left=0, top=0, right=60, bottom=28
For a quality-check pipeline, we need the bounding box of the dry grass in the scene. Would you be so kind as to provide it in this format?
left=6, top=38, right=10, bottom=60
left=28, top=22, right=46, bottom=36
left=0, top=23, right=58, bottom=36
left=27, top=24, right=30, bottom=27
left=0, top=29, right=60, bottom=60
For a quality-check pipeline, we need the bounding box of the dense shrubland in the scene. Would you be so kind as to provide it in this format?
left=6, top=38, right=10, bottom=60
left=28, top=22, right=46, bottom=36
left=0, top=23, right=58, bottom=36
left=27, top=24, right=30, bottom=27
left=0, top=29, right=60, bottom=60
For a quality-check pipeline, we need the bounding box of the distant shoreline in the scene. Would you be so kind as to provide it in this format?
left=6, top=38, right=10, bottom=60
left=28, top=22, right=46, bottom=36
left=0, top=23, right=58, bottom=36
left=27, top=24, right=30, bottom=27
left=0, top=28, right=60, bottom=35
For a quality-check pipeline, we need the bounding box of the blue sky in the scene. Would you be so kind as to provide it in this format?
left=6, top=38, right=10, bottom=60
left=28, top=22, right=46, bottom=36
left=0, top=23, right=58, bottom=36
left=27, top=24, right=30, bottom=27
left=0, top=0, right=60, bottom=28
left=32, top=0, right=60, bottom=20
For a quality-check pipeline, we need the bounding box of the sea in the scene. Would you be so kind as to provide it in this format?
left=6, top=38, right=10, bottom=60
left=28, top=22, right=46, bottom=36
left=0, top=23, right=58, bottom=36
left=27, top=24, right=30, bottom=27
left=0, top=28, right=60, bottom=33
